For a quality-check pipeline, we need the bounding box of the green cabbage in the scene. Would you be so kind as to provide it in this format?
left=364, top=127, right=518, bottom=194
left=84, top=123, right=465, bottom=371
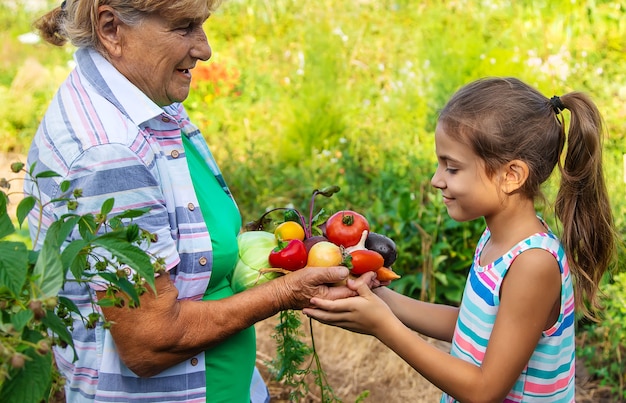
left=231, top=230, right=281, bottom=293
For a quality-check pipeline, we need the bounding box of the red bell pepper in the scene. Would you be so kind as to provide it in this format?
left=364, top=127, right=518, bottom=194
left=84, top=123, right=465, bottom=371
left=268, top=239, right=308, bottom=271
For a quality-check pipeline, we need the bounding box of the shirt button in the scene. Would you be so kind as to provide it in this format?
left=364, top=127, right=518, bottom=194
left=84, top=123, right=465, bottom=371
left=123, top=267, right=132, bottom=276
left=187, top=203, right=195, bottom=211
left=199, top=257, right=208, bottom=266
left=190, top=357, right=198, bottom=366
left=171, top=150, right=180, bottom=158
left=161, top=116, right=171, bottom=123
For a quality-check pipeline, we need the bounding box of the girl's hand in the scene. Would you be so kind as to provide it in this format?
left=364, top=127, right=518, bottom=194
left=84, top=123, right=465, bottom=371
left=302, top=272, right=396, bottom=336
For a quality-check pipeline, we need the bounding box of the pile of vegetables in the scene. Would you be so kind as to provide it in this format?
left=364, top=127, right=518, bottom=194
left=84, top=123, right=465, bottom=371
left=231, top=186, right=400, bottom=293
left=230, top=186, right=399, bottom=401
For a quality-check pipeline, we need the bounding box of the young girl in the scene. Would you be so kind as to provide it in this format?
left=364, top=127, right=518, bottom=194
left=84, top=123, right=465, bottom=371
left=303, top=77, right=617, bottom=402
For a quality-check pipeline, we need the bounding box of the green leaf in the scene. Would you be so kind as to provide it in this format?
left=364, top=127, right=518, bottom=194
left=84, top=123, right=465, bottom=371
left=60, top=239, right=88, bottom=277
left=92, top=231, right=155, bottom=290
left=100, top=198, right=115, bottom=217
left=315, top=185, right=340, bottom=198
left=16, top=196, right=36, bottom=227
left=58, top=296, right=81, bottom=316
left=0, top=241, right=29, bottom=295
left=78, top=214, right=98, bottom=241
left=56, top=215, right=81, bottom=246
left=0, top=194, right=15, bottom=239
left=41, top=310, right=78, bottom=361
left=34, top=170, right=62, bottom=179
left=10, top=309, right=34, bottom=334
left=33, top=233, right=64, bottom=299
left=96, top=297, right=118, bottom=307
left=68, top=253, right=88, bottom=281
left=114, top=207, right=150, bottom=220
left=60, top=180, right=70, bottom=192
left=0, top=330, right=52, bottom=403
left=125, top=223, right=140, bottom=243
left=310, top=208, right=326, bottom=227
left=98, top=272, right=140, bottom=305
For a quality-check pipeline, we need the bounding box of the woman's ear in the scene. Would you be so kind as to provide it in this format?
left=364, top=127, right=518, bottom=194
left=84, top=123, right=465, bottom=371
left=96, top=6, right=123, bottom=57
left=501, top=159, right=529, bottom=194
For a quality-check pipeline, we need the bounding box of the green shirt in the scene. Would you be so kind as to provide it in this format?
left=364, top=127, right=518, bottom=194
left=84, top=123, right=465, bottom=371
left=182, top=135, right=256, bottom=402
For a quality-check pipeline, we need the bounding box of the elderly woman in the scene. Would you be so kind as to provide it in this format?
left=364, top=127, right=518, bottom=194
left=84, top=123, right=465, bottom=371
left=28, top=1, right=365, bottom=402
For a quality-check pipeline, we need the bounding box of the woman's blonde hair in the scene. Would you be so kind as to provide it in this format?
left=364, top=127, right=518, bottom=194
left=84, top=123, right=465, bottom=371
left=34, top=0, right=222, bottom=52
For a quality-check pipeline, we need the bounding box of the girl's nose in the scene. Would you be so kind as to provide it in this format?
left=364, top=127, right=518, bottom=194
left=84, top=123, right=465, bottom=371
left=431, top=167, right=444, bottom=189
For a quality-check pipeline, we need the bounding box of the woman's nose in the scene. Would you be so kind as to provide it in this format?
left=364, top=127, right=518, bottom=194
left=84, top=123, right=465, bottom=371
left=192, top=29, right=212, bottom=61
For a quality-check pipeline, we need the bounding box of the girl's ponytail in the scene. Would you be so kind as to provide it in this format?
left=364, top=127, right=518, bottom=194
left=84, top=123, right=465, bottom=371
left=554, top=92, right=617, bottom=318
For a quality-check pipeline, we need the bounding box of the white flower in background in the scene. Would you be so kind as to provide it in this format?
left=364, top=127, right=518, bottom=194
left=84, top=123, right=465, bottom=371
left=332, top=27, right=349, bottom=43
left=18, top=32, right=40, bottom=45
left=526, top=47, right=571, bottom=82
left=297, top=51, right=305, bottom=76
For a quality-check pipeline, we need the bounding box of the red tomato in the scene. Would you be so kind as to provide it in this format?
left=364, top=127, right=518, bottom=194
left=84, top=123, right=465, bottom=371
left=325, top=210, right=370, bottom=247
left=349, top=249, right=384, bottom=275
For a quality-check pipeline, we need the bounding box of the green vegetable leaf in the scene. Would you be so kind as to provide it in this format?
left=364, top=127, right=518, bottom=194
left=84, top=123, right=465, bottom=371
left=315, top=185, right=340, bottom=198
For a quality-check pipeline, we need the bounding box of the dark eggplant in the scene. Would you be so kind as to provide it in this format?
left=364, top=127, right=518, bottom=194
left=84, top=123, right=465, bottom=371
left=364, top=232, right=398, bottom=267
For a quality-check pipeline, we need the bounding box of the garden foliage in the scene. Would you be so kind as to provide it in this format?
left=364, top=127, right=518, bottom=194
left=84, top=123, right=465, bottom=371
left=1, top=0, right=625, bottom=399
left=0, top=163, right=158, bottom=402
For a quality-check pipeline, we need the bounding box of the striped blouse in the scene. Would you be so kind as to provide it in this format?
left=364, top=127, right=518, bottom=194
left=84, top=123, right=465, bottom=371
left=441, top=228, right=575, bottom=402
left=25, top=47, right=267, bottom=402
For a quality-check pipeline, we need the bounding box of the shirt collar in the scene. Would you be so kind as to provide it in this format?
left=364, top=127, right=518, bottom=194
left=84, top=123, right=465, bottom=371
left=74, top=47, right=173, bottom=126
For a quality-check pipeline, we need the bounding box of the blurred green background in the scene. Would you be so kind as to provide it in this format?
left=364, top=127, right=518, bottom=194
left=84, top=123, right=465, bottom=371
left=1, top=0, right=625, bottom=398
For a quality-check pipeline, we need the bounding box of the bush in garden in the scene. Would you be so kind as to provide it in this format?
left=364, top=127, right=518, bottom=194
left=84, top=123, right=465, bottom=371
left=0, top=163, right=159, bottom=403
left=577, top=271, right=626, bottom=400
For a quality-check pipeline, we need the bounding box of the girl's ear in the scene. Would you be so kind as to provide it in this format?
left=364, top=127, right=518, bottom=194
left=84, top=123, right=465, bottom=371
left=501, top=159, right=529, bottom=194
left=96, top=6, right=124, bottom=57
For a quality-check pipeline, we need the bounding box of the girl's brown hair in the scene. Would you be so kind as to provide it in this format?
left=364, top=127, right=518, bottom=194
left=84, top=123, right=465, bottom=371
left=438, top=77, right=616, bottom=319
left=34, top=0, right=222, bottom=52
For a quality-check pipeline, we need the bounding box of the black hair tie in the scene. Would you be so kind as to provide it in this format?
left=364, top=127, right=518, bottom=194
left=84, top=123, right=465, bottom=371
left=550, top=95, right=565, bottom=114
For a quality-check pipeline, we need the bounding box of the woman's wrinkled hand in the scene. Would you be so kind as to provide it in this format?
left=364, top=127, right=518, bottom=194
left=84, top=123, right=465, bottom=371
left=272, top=268, right=378, bottom=310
